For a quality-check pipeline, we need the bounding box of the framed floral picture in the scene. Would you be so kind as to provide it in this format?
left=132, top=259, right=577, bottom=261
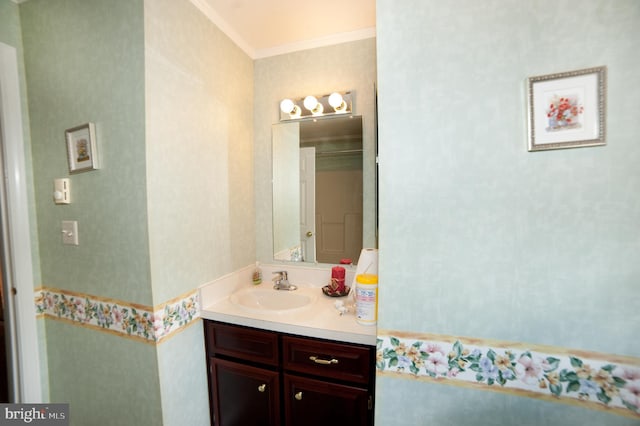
left=527, top=66, right=606, bottom=151
left=65, top=122, right=99, bottom=173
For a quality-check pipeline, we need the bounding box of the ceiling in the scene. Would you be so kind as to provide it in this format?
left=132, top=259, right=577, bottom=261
left=191, top=0, right=376, bottom=59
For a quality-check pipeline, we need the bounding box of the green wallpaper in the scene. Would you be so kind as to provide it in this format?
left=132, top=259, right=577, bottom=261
left=20, top=0, right=151, bottom=305
left=156, top=322, right=209, bottom=426
left=376, top=0, right=640, bottom=424
left=144, top=1, right=254, bottom=424
left=45, top=321, right=163, bottom=426
left=376, top=376, right=639, bottom=426
left=19, top=0, right=156, bottom=420
left=0, top=0, right=20, bottom=47
left=144, top=0, right=255, bottom=305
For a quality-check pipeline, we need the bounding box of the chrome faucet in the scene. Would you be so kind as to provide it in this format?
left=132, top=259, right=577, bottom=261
left=272, top=271, right=297, bottom=291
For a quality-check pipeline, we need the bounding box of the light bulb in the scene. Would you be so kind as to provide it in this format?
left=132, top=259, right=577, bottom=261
left=303, top=96, right=318, bottom=111
left=329, top=92, right=347, bottom=112
left=280, top=99, right=295, bottom=114
left=280, top=99, right=301, bottom=118
left=328, top=92, right=343, bottom=108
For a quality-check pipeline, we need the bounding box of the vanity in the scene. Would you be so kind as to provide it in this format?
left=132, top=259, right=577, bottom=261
left=200, top=89, right=378, bottom=425
left=199, top=264, right=377, bottom=426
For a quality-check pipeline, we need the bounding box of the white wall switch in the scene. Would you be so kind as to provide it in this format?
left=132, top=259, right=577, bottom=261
left=61, top=220, right=79, bottom=245
left=53, top=178, right=71, bottom=204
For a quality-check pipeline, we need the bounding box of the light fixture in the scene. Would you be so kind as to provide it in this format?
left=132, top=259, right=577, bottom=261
left=303, top=95, right=324, bottom=115
left=280, top=98, right=301, bottom=118
left=279, top=91, right=352, bottom=121
left=328, top=92, right=347, bottom=113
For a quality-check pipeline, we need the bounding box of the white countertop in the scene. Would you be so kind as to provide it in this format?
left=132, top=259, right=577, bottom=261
left=199, top=263, right=377, bottom=346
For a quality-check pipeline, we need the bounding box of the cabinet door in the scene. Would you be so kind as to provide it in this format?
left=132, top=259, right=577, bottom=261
left=283, top=374, right=371, bottom=426
left=210, top=357, right=280, bottom=426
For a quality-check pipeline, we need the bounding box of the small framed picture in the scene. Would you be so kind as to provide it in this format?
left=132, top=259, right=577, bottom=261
left=527, top=66, right=606, bottom=151
left=65, top=122, right=99, bottom=173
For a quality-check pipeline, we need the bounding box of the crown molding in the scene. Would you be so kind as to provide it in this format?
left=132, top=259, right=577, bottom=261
left=190, top=0, right=375, bottom=60
left=189, top=0, right=256, bottom=58
left=253, top=27, right=376, bottom=59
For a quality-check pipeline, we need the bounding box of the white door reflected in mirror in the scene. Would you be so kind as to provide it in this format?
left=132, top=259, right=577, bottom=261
left=300, top=147, right=316, bottom=262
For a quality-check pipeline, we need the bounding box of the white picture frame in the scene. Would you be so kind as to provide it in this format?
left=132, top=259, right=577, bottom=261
left=65, top=122, right=99, bottom=173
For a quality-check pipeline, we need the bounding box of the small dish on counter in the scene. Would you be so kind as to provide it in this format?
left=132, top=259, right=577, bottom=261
left=322, top=285, right=350, bottom=297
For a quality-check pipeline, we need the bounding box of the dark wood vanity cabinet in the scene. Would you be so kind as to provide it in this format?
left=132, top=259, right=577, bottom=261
left=204, top=320, right=375, bottom=426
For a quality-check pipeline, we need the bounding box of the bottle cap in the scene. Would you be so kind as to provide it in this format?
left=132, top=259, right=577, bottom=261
left=356, top=274, right=378, bottom=284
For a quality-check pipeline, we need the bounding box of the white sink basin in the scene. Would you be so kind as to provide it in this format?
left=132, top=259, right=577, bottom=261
left=229, top=287, right=317, bottom=313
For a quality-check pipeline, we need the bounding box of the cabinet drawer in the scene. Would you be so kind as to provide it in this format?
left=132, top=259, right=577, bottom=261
left=282, top=336, right=373, bottom=385
left=206, top=321, right=279, bottom=367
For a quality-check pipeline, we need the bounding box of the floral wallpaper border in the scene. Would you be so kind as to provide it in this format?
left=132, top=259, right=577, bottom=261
left=377, top=330, right=640, bottom=419
left=34, top=287, right=200, bottom=344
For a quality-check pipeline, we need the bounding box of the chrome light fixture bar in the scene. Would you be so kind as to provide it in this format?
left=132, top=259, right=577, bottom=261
left=280, top=91, right=352, bottom=121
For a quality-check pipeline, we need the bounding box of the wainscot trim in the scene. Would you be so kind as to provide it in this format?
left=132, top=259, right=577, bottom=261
left=34, top=287, right=200, bottom=345
left=377, top=329, right=640, bottom=419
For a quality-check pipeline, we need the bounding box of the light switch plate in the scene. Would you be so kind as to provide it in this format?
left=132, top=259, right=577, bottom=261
left=54, top=178, right=71, bottom=204
left=61, top=220, right=78, bottom=245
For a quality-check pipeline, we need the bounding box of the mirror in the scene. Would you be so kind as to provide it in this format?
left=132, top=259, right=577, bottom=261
left=273, top=115, right=367, bottom=264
